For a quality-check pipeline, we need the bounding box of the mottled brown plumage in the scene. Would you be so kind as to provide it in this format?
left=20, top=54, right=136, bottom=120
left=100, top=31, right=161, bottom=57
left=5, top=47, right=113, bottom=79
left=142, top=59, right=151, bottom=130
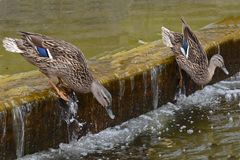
left=16, top=32, right=93, bottom=93
left=162, top=18, right=229, bottom=86
left=3, top=32, right=115, bottom=119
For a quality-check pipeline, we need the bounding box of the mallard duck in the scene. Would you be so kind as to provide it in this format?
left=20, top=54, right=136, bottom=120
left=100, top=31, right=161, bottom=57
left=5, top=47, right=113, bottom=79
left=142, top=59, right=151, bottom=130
left=161, top=18, right=229, bottom=91
left=3, top=31, right=115, bottom=119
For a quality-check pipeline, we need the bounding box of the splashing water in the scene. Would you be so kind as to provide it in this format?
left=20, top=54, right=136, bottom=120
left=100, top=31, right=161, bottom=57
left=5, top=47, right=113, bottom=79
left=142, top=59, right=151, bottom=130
left=151, top=67, right=159, bottom=109
left=20, top=102, right=178, bottom=160
left=66, top=92, right=79, bottom=122
left=19, top=72, right=240, bottom=159
left=59, top=91, right=83, bottom=142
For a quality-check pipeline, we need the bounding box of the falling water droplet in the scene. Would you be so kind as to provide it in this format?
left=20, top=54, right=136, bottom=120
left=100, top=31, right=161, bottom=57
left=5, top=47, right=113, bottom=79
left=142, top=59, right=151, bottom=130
left=180, top=125, right=186, bottom=130
left=187, top=129, right=194, bottom=134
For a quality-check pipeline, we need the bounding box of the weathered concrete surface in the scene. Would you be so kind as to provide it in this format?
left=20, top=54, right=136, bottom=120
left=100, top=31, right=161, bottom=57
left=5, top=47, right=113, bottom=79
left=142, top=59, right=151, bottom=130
left=0, top=25, right=240, bottom=159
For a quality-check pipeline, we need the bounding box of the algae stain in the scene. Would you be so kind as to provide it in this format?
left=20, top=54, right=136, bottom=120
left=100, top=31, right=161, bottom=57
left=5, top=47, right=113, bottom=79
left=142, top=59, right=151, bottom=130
left=0, top=110, right=7, bottom=143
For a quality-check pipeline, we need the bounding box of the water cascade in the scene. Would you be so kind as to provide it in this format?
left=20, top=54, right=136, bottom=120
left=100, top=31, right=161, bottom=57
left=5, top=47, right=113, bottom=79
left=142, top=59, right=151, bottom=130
left=19, top=72, right=240, bottom=159
left=143, top=71, right=148, bottom=97
left=119, top=79, right=125, bottom=101
left=58, top=91, right=84, bottom=142
left=130, top=76, right=135, bottom=93
left=151, top=67, right=159, bottom=109
left=12, top=106, right=25, bottom=158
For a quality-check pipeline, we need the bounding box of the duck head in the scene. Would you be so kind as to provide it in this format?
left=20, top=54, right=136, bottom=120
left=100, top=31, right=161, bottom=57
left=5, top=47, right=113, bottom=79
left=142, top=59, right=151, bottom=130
left=91, top=81, right=115, bottom=119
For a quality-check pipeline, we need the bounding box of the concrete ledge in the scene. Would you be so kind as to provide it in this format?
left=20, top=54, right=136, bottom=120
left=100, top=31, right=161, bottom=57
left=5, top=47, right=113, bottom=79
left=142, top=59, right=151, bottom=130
left=0, top=26, right=240, bottom=159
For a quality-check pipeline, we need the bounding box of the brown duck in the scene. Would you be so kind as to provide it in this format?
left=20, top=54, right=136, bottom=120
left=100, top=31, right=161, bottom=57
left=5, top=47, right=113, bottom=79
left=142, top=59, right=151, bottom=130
left=162, top=18, right=229, bottom=91
left=3, top=32, right=115, bottom=119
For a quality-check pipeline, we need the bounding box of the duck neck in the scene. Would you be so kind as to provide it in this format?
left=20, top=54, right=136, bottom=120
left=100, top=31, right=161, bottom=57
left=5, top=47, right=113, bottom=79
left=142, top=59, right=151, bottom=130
left=208, top=58, right=217, bottom=81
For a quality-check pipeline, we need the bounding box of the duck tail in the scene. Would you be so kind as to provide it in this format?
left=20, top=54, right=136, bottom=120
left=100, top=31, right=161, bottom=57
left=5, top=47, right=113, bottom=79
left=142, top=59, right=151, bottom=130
left=2, top=37, right=23, bottom=53
left=161, top=26, right=173, bottom=47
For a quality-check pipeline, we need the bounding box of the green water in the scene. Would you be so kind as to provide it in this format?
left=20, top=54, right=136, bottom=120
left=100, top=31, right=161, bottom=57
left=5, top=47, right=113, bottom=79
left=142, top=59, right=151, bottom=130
left=83, top=103, right=240, bottom=160
left=19, top=74, right=240, bottom=160
left=0, top=0, right=240, bottom=75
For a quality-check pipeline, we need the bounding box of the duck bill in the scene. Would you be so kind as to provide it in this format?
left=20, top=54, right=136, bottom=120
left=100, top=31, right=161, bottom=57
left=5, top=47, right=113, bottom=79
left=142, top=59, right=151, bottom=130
left=221, top=66, right=229, bottom=75
left=104, top=106, right=115, bottom=119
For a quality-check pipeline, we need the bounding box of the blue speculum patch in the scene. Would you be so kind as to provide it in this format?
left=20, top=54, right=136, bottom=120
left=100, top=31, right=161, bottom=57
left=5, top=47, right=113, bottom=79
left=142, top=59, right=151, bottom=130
left=182, top=39, right=188, bottom=53
left=37, top=47, right=49, bottom=57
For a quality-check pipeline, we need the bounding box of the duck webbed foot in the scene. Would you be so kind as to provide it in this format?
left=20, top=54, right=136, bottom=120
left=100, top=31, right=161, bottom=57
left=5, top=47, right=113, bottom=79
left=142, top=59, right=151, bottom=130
left=49, top=80, right=70, bottom=101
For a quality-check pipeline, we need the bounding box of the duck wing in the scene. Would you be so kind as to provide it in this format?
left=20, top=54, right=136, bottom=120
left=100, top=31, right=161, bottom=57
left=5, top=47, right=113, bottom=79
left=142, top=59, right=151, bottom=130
left=19, top=31, right=88, bottom=66
left=180, top=18, right=208, bottom=66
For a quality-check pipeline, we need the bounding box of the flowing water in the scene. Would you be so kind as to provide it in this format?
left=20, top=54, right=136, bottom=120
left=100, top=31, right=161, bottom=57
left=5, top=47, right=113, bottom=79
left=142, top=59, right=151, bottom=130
left=12, top=106, right=26, bottom=158
left=1, top=0, right=240, bottom=74
left=12, top=103, right=33, bottom=158
left=59, top=91, right=81, bottom=142
left=1, top=0, right=240, bottom=159
left=18, top=73, right=240, bottom=159
left=151, top=67, right=159, bottom=110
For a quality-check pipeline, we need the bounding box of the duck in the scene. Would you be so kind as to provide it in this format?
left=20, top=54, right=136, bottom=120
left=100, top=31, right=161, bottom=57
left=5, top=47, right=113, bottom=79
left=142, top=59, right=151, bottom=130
left=3, top=31, right=115, bottom=119
left=161, top=17, right=229, bottom=93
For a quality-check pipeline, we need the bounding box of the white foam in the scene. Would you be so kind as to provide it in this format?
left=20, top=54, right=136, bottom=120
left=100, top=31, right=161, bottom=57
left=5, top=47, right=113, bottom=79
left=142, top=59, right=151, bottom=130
left=19, top=72, right=240, bottom=159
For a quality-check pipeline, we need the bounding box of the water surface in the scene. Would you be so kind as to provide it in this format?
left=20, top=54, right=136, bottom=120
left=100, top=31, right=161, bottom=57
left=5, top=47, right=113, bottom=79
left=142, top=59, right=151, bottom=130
left=20, top=73, right=240, bottom=159
left=1, top=0, right=240, bottom=74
